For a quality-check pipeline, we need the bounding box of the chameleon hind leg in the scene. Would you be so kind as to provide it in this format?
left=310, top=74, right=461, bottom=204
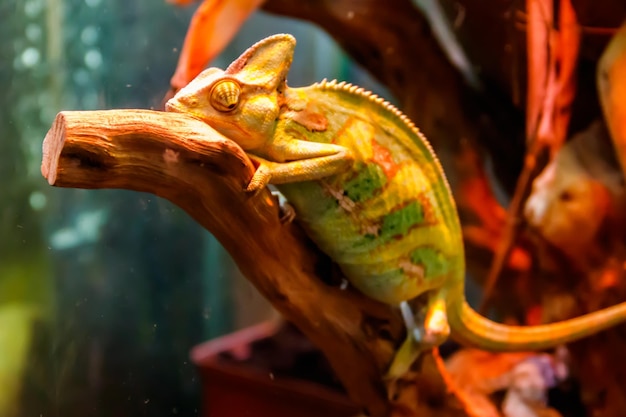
left=386, top=291, right=450, bottom=380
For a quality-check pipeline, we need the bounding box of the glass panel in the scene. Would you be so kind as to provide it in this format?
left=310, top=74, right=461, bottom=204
left=1, top=1, right=386, bottom=415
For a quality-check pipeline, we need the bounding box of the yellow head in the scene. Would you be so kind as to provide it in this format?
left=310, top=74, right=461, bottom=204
left=165, top=34, right=296, bottom=152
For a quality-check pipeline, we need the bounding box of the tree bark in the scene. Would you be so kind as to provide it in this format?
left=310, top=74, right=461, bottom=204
left=41, top=109, right=470, bottom=417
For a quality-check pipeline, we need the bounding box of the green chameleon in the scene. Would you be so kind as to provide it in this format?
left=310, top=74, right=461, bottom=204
left=166, top=34, right=626, bottom=378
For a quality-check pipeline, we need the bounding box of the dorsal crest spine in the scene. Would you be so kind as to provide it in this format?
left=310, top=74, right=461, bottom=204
left=312, top=78, right=452, bottom=198
left=314, top=79, right=425, bottom=142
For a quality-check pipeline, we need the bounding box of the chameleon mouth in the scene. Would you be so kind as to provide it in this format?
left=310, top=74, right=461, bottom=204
left=164, top=99, right=182, bottom=113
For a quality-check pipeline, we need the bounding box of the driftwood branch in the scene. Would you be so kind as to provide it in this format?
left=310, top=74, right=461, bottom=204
left=41, top=109, right=469, bottom=417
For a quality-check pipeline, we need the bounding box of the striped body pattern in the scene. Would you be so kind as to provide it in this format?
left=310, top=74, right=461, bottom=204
left=278, top=80, right=463, bottom=304
left=166, top=33, right=626, bottom=378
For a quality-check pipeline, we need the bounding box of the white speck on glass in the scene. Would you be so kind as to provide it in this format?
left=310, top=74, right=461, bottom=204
left=21, top=47, right=40, bottom=67
left=84, top=49, right=103, bottom=69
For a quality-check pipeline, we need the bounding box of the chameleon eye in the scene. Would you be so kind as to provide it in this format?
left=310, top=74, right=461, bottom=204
left=210, top=79, right=241, bottom=112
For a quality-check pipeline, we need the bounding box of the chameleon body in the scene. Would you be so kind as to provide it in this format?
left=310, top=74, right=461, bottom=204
left=166, top=34, right=626, bottom=378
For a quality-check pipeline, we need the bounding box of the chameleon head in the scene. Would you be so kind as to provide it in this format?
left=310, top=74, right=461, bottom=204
left=166, top=34, right=297, bottom=152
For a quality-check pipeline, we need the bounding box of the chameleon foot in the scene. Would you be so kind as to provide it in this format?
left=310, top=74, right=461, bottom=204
left=245, top=165, right=272, bottom=193
left=420, top=296, right=450, bottom=346
left=245, top=155, right=276, bottom=194
left=386, top=296, right=450, bottom=381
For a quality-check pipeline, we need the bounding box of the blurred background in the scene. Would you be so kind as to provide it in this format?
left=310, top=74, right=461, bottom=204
left=0, top=0, right=391, bottom=415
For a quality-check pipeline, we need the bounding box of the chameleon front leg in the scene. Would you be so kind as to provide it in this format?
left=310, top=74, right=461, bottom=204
left=246, top=138, right=354, bottom=192
left=386, top=291, right=450, bottom=380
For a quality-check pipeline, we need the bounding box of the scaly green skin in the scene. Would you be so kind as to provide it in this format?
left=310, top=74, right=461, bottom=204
left=166, top=34, right=626, bottom=378
left=277, top=81, right=462, bottom=305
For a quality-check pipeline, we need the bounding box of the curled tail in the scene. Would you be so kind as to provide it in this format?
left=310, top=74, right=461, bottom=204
left=447, top=298, right=626, bottom=351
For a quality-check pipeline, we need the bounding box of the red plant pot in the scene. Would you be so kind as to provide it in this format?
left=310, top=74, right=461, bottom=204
left=190, top=321, right=361, bottom=417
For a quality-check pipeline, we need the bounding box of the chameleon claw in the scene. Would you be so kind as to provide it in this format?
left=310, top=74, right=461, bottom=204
left=245, top=165, right=272, bottom=194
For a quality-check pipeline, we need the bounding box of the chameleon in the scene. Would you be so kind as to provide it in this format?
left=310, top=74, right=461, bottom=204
left=165, top=34, right=626, bottom=379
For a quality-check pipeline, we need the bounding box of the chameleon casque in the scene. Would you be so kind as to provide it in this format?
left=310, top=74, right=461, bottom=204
left=166, top=34, right=626, bottom=378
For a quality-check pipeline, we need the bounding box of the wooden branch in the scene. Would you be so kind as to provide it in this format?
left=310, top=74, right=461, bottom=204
left=41, top=109, right=469, bottom=417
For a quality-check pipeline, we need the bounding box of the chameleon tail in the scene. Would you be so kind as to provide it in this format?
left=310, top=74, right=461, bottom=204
left=447, top=295, right=626, bottom=351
